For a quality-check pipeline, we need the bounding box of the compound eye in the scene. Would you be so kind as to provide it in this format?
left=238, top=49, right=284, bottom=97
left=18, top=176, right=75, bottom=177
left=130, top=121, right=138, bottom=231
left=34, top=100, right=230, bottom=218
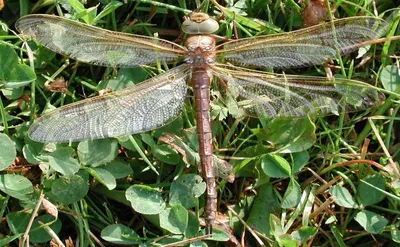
left=182, top=13, right=219, bottom=34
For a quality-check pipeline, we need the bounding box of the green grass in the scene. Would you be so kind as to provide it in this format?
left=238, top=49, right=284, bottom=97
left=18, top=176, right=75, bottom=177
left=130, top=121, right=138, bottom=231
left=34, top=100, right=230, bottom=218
left=0, top=0, right=399, bottom=246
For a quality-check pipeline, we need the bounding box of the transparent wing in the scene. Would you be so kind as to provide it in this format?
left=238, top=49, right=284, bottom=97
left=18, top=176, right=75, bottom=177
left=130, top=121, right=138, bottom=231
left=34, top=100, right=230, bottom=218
left=212, top=64, right=383, bottom=118
left=216, top=17, right=387, bottom=69
left=16, top=14, right=187, bottom=67
left=29, top=65, right=190, bottom=143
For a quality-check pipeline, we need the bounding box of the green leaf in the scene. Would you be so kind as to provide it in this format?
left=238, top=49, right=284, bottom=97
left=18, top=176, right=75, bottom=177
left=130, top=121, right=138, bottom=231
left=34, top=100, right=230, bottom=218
left=246, top=183, right=280, bottom=238
left=101, top=67, right=146, bottom=93
left=325, top=216, right=337, bottom=224
left=264, top=118, right=316, bottom=153
left=281, top=179, right=301, bottom=208
left=153, top=144, right=180, bottom=165
left=78, top=139, right=118, bottom=167
left=51, top=174, right=89, bottom=204
left=292, top=151, right=309, bottom=173
left=380, top=65, right=400, bottom=92
left=7, top=212, right=61, bottom=243
left=159, top=205, right=188, bottom=234
left=261, top=154, right=291, bottom=178
left=23, top=142, right=44, bottom=164
left=2, top=87, right=24, bottom=100
left=199, top=227, right=230, bottom=241
left=0, top=174, right=33, bottom=200
left=329, top=224, right=346, bottom=246
left=118, top=135, right=143, bottom=151
left=291, top=226, right=317, bottom=244
left=390, top=225, right=400, bottom=243
left=88, top=167, right=116, bottom=190
left=169, top=174, right=206, bottom=208
left=190, top=241, right=207, bottom=246
left=0, top=111, right=20, bottom=123
left=153, top=117, right=184, bottom=138
left=46, top=147, right=80, bottom=175
left=66, top=0, right=96, bottom=24
left=30, top=214, right=62, bottom=243
left=103, top=159, right=133, bottom=179
left=210, top=99, right=229, bottom=121
left=93, top=1, right=123, bottom=24
left=354, top=210, right=388, bottom=234
left=0, top=133, right=16, bottom=170
left=278, top=235, right=298, bottom=247
left=141, top=133, right=156, bottom=147
left=185, top=212, right=200, bottom=238
left=6, top=211, right=29, bottom=234
left=156, top=235, right=191, bottom=245
left=0, top=45, right=36, bottom=88
left=329, top=185, right=358, bottom=208
left=101, top=224, right=142, bottom=245
left=234, top=149, right=261, bottom=177
left=357, top=174, right=386, bottom=206
left=270, top=214, right=284, bottom=240
left=65, top=0, right=85, bottom=13
left=126, top=185, right=165, bottom=215
left=218, top=4, right=280, bottom=32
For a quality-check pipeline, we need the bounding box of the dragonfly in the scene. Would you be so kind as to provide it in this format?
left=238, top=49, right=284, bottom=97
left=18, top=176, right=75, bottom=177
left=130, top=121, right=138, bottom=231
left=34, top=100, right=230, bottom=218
left=16, top=12, right=389, bottom=234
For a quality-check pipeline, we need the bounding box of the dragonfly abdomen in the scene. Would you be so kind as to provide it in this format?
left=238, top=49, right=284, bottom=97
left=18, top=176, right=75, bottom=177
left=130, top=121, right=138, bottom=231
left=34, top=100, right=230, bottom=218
left=192, top=68, right=216, bottom=234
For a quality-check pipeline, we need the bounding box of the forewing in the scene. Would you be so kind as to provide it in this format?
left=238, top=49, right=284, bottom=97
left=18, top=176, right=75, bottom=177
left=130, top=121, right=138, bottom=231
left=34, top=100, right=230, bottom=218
left=216, top=17, right=387, bottom=69
left=16, top=14, right=187, bottom=67
left=29, top=65, right=190, bottom=143
left=212, top=65, right=383, bottom=118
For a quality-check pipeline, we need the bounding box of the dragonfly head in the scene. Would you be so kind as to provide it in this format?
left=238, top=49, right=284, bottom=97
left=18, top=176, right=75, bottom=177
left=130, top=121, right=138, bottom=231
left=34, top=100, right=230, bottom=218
left=182, top=13, right=219, bottom=35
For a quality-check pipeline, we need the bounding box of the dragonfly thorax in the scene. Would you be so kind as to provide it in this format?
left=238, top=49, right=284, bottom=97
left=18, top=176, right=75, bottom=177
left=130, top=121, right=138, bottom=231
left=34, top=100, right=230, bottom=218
left=185, top=35, right=216, bottom=67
